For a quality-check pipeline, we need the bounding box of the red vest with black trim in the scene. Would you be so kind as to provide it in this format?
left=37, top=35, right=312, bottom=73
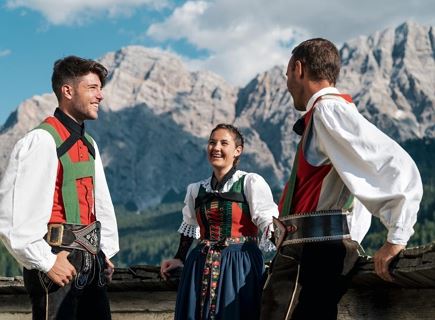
left=279, top=94, right=354, bottom=216
left=195, top=176, right=258, bottom=240
left=38, top=117, right=96, bottom=225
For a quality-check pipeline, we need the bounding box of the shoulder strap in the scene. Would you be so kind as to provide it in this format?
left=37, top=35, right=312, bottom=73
left=35, top=122, right=95, bottom=159
left=36, top=122, right=95, bottom=224
left=280, top=93, right=353, bottom=217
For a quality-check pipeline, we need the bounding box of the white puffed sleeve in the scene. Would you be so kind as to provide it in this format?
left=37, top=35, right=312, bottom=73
left=243, top=173, right=279, bottom=251
left=177, top=182, right=201, bottom=239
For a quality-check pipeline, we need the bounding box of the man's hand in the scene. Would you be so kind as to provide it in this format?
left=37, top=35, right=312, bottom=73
left=373, top=242, right=405, bottom=282
left=160, top=259, right=183, bottom=280
left=104, top=258, right=115, bottom=283
left=46, top=251, right=76, bottom=286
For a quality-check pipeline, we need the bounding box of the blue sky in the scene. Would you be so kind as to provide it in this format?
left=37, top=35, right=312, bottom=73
left=1, top=0, right=434, bottom=125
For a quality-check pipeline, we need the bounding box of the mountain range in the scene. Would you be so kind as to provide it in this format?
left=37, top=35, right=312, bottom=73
left=0, top=21, right=433, bottom=209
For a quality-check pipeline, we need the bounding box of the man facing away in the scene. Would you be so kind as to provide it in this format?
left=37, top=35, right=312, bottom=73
left=261, top=38, right=423, bottom=320
left=0, top=56, right=119, bottom=320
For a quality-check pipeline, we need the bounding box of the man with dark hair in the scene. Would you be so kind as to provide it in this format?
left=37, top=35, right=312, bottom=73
left=0, top=55, right=119, bottom=319
left=261, top=38, right=423, bottom=319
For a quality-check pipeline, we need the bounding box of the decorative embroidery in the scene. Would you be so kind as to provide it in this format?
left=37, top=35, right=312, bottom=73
left=75, top=251, right=94, bottom=289
left=199, top=237, right=257, bottom=320
left=72, top=222, right=100, bottom=254
left=97, top=253, right=107, bottom=287
left=206, top=201, right=224, bottom=241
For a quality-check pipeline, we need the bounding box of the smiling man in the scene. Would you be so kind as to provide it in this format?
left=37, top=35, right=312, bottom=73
left=0, top=56, right=119, bottom=320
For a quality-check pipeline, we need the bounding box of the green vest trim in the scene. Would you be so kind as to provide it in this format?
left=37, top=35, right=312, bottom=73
left=280, top=146, right=300, bottom=217
left=37, top=123, right=95, bottom=224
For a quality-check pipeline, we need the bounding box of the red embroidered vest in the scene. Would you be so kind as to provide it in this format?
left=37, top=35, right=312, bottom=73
left=195, top=176, right=258, bottom=240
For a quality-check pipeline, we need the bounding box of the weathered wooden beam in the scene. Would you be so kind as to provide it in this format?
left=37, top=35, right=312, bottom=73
left=0, top=242, right=433, bottom=319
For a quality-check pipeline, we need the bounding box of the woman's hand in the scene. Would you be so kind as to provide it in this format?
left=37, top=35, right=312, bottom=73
left=160, top=258, right=184, bottom=280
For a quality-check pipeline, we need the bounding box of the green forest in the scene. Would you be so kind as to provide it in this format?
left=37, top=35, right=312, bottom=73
left=1, top=139, right=434, bottom=276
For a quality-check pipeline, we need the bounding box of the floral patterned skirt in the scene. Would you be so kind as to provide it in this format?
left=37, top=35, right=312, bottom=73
left=175, top=241, right=264, bottom=320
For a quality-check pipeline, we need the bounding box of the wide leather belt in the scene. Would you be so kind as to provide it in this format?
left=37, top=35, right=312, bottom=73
left=45, top=221, right=101, bottom=255
left=273, top=210, right=351, bottom=248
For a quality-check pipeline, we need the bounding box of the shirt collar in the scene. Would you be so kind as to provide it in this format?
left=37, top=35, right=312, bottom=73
left=211, top=166, right=237, bottom=191
left=305, top=87, right=340, bottom=113
left=53, top=107, right=95, bottom=159
left=54, top=108, right=85, bottom=137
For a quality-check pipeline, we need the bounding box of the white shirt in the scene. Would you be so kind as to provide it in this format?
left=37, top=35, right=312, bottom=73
left=0, top=128, right=119, bottom=272
left=178, top=170, right=278, bottom=248
left=306, top=87, right=423, bottom=245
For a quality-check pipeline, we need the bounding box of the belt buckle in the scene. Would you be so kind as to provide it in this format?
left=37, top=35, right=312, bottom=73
left=47, top=224, right=64, bottom=246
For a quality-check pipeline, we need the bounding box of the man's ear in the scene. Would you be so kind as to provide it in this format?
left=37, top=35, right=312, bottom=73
left=294, top=60, right=304, bottom=79
left=61, top=84, right=73, bottom=100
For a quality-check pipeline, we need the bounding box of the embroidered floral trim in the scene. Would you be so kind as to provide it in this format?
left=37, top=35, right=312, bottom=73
left=178, top=221, right=200, bottom=239
left=199, top=237, right=257, bottom=319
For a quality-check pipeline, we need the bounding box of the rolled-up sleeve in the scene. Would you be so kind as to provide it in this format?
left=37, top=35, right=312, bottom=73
left=314, top=101, right=423, bottom=245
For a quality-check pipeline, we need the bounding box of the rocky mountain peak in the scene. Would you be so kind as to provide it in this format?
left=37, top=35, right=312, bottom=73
left=99, top=45, right=237, bottom=137
left=338, top=20, right=435, bottom=140
left=99, top=46, right=194, bottom=113
left=0, top=21, right=433, bottom=209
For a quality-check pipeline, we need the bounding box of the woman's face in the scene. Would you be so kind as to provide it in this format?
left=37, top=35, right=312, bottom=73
left=207, top=128, right=242, bottom=171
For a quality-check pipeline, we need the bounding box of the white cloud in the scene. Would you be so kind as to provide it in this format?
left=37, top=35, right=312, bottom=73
left=147, top=0, right=435, bottom=86
left=147, top=0, right=306, bottom=86
left=0, top=49, right=12, bottom=57
left=5, top=0, right=169, bottom=25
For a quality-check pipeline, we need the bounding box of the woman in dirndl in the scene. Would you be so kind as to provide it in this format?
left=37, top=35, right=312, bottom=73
left=161, top=123, right=278, bottom=320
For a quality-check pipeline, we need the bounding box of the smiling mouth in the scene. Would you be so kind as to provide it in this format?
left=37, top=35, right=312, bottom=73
left=210, top=153, right=223, bottom=159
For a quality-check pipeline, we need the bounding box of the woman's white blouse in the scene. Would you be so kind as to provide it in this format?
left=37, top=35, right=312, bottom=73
left=178, top=170, right=278, bottom=250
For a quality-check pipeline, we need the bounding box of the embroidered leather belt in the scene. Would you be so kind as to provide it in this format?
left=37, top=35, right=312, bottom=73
left=45, top=221, right=101, bottom=255
left=273, top=210, right=350, bottom=248
left=199, top=236, right=257, bottom=320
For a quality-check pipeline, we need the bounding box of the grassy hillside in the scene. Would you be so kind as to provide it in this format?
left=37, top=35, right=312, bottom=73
left=112, top=203, right=183, bottom=267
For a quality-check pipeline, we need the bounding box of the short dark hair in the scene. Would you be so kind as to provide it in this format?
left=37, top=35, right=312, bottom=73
left=51, top=55, right=108, bottom=101
left=210, top=123, right=244, bottom=166
left=291, top=38, right=340, bottom=85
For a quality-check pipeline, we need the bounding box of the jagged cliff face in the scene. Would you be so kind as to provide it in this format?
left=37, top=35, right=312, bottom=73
left=338, top=21, right=435, bottom=140
left=0, top=21, right=433, bottom=208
